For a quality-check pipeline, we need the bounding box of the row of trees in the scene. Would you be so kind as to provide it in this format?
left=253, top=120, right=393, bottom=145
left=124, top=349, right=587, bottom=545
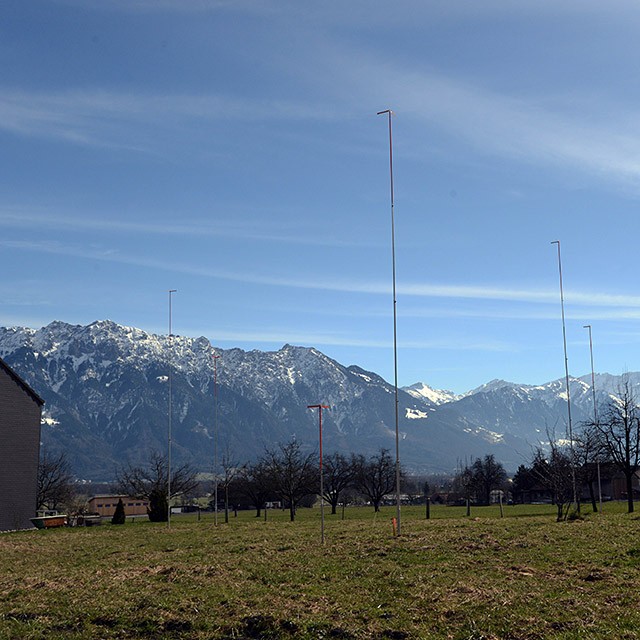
left=511, top=379, right=640, bottom=520
left=113, top=443, right=401, bottom=522
left=444, top=380, right=640, bottom=522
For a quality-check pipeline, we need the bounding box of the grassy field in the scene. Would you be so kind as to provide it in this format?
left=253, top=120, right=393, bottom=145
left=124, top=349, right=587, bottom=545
left=1, top=503, right=640, bottom=639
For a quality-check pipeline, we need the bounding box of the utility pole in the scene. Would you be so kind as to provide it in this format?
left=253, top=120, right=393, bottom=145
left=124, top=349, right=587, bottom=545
left=167, top=289, right=177, bottom=528
left=378, top=108, right=402, bottom=535
left=308, top=404, right=330, bottom=544
left=551, top=241, right=578, bottom=512
left=583, top=324, right=602, bottom=512
left=212, top=352, right=221, bottom=526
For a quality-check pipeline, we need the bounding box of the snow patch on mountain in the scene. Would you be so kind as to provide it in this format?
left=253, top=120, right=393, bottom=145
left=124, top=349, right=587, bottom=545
left=406, top=407, right=429, bottom=420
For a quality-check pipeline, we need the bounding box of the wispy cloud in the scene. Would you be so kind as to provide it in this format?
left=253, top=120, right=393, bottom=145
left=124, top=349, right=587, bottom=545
left=402, top=306, right=640, bottom=322
left=5, top=2, right=640, bottom=194
left=412, top=85, right=640, bottom=186
left=60, top=0, right=640, bottom=21
left=4, top=238, right=640, bottom=310
left=56, top=0, right=265, bottom=14
left=0, top=209, right=378, bottom=249
left=313, top=44, right=640, bottom=189
left=182, top=327, right=514, bottom=352
left=399, top=81, right=640, bottom=187
left=0, top=89, right=339, bottom=149
left=396, top=284, right=640, bottom=308
left=4, top=64, right=640, bottom=193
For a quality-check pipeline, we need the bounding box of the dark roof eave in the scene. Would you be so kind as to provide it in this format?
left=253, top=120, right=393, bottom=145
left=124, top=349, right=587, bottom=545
left=0, top=357, right=45, bottom=407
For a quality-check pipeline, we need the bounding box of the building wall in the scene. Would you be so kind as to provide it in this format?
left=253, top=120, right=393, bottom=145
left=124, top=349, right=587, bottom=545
left=0, top=366, right=42, bottom=531
left=88, top=496, right=150, bottom=517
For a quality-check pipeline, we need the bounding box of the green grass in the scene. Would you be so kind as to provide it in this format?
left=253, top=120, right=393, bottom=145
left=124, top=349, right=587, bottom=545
left=1, top=504, right=639, bottom=639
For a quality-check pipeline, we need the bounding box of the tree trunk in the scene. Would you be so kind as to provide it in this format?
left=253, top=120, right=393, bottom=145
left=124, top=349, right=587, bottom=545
left=626, top=473, right=635, bottom=513
left=588, top=480, right=598, bottom=512
left=289, top=503, right=295, bottom=522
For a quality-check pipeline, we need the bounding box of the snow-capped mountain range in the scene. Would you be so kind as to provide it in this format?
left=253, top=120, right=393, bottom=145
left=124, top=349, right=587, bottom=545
left=0, top=320, right=632, bottom=480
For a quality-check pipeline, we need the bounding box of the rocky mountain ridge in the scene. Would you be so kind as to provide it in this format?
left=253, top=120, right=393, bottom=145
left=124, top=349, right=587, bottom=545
left=0, top=320, right=632, bottom=480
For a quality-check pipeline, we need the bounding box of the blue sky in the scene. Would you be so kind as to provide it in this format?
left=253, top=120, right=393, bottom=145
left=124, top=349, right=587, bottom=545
left=3, top=1, right=640, bottom=393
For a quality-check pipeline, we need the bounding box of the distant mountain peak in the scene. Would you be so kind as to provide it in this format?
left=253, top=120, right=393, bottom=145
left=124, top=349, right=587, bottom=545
left=463, top=378, right=521, bottom=397
left=403, top=382, right=459, bottom=406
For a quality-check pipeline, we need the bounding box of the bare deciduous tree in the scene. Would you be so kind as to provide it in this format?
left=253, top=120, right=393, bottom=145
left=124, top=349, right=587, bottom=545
left=236, top=460, right=275, bottom=518
left=116, top=452, right=198, bottom=522
left=354, top=449, right=396, bottom=512
left=37, top=450, right=75, bottom=511
left=591, top=378, right=640, bottom=513
left=322, top=452, right=357, bottom=515
left=575, top=423, right=606, bottom=512
left=219, top=449, right=244, bottom=523
left=531, top=438, right=574, bottom=522
left=452, top=461, right=475, bottom=516
left=263, top=440, right=316, bottom=522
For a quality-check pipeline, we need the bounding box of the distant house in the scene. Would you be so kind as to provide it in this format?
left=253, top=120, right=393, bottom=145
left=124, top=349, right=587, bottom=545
left=88, top=495, right=150, bottom=518
left=0, top=357, right=44, bottom=531
left=601, top=469, right=640, bottom=502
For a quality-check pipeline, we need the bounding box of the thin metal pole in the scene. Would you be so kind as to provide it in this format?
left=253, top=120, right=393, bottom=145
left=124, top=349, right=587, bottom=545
left=378, top=108, right=401, bottom=536
left=167, top=289, right=177, bottom=528
left=213, top=353, right=221, bottom=526
left=308, top=404, right=329, bottom=544
left=584, top=324, right=602, bottom=512
left=551, top=241, right=577, bottom=511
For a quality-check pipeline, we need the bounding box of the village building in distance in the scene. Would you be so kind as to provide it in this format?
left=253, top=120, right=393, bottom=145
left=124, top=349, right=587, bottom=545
left=88, top=495, right=150, bottom=518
